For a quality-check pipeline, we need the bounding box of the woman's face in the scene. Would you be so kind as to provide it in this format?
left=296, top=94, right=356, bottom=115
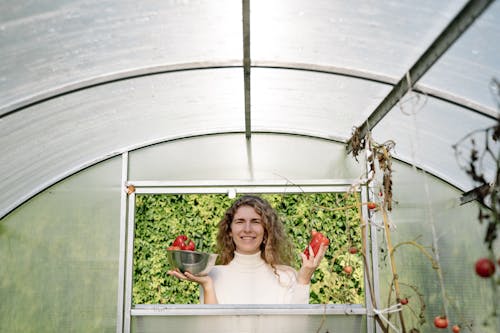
left=230, top=205, right=265, bottom=255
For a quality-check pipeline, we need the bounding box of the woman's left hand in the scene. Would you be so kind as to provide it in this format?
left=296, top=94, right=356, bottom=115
left=297, top=243, right=328, bottom=285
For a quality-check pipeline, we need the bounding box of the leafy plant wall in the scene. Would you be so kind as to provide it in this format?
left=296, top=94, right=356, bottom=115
left=132, top=193, right=364, bottom=305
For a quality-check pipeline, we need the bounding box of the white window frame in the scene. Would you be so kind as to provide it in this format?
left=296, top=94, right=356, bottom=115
left=116, top=159, right=380, bottom=333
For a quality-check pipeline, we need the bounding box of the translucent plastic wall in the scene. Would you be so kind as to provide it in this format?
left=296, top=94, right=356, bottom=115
left=128, top=133, right=362, bottom=181
left=131, top=311, right=366, bottom=333
left=1, top=136, right=369, bottom=332
left=377, top=161, right=499, bottom=332
left=0, top=157, right=122, bottom=332
left=1, top=134, right=498, bottom=332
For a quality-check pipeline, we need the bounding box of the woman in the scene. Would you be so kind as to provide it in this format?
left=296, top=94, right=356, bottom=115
left=167, top=195, right=328, bottom=304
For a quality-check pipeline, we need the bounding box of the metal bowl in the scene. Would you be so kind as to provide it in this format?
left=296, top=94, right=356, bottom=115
left=167, top=250, right=218, bottom=276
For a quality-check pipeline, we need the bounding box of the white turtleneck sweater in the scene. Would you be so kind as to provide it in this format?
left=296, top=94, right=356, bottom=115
left=203, top=251, right=310, bottom=304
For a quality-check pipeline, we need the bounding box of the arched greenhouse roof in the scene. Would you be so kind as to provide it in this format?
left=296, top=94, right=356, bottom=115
left=1, top=0, right=499, bottom=220
left=1, top=1, right=500, bottom=333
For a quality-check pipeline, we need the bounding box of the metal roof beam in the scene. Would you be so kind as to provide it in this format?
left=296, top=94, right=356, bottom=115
left=252, top=62, right=498, bottom=120
left=346, top=0, right=495, bottom=153
left=243, top=0, right=251, bottom=139
left=4, top=60, right=496, bottom=123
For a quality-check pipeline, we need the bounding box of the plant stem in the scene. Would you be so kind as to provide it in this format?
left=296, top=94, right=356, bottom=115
left=354, top=191, right=389, bottom=333
left=381, top=207, right=407, bottom=333
left=390, top=241, right=439, bottom=269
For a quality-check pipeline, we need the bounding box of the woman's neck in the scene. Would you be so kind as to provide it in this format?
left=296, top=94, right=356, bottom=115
left=232, top=251, right=265, bottom=268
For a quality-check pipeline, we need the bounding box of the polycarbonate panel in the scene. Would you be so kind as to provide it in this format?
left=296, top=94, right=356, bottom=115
left=0, top=157, right=122, bottom=332
left=129, top=134, right=252, bottom=181
left=371, top=92, right=498, bottom=192
left=128, top=133, right=362, bottom=182
left=420, top=0, right=500, bottom=111
left=250, top=134, right=361, bottom=180
left=0, top=68, right=244, bottom=219
left=375, top=161, right=499, bottom=333
left=251, top=68, right=392, bottom=140
left=0, top=0, right=242, bottom=115
left=251, top=0, right=467, bottom=78
left=131, top=314, right=366, bottom=333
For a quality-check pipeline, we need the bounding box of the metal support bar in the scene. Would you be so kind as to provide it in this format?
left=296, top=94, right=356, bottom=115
left=123, top=192, right=137, bottom=333
left=459, top=183, right=490, bottom=205
left=242, top=0, right=251, bottom=139
left=346, top=0, right=494, bottom=153
left=116, top=153, right=129, bottom=333
left=360, top=187, right=376, bottom=333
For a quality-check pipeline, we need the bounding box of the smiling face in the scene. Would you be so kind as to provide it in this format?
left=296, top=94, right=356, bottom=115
left=229, top=205, right=265, bottom=255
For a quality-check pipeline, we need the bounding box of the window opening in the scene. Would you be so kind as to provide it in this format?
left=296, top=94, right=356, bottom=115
left=133, top=192, right=364, bottom=305
left=120, top=182, right=378, bottom=333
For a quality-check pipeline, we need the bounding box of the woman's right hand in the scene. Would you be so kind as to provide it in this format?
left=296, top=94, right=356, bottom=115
left=167, top=269, right=212, bottom=286
left=167, top=269, right=218, bottom=304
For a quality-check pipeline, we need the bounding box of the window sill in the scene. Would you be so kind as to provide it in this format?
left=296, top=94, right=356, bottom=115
left=131, top=304, right=366, bottom=316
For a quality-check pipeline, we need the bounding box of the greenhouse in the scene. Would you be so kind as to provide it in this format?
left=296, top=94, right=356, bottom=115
left=1, top=0, right=499, bottom=332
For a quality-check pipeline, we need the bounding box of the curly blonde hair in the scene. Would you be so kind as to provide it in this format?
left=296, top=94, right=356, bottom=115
left=216, top=195, right=294, bottom=267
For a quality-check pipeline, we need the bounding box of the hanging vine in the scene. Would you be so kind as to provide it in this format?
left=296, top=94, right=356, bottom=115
left=347, top=127, right=447, bottom=333
left=453, top=78, right=500, bottom=252
left=452, top=77, right=500, bottom=323
left=346, top=77, right=500, bottom=333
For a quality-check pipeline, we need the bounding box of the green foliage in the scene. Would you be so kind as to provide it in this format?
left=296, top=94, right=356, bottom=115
left=133, top=192, right=364, bottom=305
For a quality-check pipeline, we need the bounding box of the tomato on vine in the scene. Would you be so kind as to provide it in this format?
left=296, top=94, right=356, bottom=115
left=475, top=258, right=495, bottom=278
left=343, top=265, right=353, bottom=275
left=433, top=316, right=449, bottom=329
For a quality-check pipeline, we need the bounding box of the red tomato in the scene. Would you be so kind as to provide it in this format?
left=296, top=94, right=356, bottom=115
left=171, top=235, right=196, bottom=251
left=367, top=202, right=377, bottom=210
left=400, top=298, right=408, bottom=305
left=343, top=265, right=353, bottom=275
left=348, top=246, right=358, bottom=254
left=185, top=240, right=195, bottom=251
left=475, top=258, right=495, bottom=278
left=172, top=235, right=188, bottom=248
left=167, top=245, right=181, bottom=251
left=434, top=316, right=449, bottom=329
left=452, top=325, right=460, bottom=333
left=304, top=230, right=330, bottom=258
